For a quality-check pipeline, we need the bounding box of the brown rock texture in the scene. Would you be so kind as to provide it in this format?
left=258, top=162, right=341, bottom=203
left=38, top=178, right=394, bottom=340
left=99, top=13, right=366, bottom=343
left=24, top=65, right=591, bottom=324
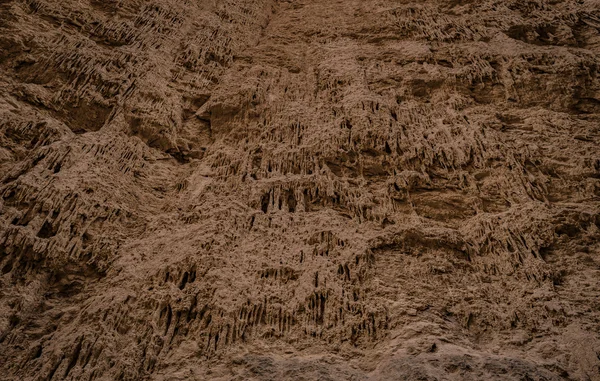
left=1, top=0, right=600, bottom=379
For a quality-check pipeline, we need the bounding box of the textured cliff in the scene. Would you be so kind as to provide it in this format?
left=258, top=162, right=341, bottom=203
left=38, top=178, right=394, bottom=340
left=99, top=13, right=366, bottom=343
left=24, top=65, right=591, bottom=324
left=1, top=0, right=600, bottom=380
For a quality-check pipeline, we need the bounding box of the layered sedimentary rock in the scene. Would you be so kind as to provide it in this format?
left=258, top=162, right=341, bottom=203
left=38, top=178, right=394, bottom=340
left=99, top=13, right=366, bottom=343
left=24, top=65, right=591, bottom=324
left=1, top=0, right=600, bottom=380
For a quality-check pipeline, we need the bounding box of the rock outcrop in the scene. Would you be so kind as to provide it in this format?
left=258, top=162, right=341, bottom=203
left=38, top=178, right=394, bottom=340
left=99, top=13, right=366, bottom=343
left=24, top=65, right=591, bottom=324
left=1, top=0, right=599, bottom=380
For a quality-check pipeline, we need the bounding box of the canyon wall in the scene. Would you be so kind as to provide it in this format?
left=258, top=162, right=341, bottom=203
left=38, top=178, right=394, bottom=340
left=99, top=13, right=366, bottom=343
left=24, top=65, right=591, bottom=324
left=1, top=0, right=600, bottom=380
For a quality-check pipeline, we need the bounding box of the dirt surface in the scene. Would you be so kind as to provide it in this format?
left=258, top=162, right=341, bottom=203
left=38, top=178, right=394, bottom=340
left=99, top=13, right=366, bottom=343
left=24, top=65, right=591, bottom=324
left=1, top=0, right=600, bottom=380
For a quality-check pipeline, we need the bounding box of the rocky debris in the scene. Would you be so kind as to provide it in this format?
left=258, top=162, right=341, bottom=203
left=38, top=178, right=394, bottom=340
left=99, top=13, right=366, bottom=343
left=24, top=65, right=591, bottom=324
left=0, top=0, right=599, bottom=380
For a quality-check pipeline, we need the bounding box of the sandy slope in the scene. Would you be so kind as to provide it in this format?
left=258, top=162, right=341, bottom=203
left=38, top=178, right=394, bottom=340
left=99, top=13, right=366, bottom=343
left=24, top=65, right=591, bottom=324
left=1, top=0, right=600, bottom=380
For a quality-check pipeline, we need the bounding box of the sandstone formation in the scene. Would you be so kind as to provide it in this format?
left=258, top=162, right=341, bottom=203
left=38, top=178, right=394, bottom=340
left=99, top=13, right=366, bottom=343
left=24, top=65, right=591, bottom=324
left=1, top=0, right=600, bottom=380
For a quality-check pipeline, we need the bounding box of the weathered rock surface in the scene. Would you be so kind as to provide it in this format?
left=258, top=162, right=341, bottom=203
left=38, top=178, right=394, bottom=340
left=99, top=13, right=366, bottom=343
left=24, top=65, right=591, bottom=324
left=1, top=0, right=600, bottom=380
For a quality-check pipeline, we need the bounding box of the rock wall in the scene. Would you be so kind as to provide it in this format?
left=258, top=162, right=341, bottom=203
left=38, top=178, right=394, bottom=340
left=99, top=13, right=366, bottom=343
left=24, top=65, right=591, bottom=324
left=0, top=0, right=599, bottom=380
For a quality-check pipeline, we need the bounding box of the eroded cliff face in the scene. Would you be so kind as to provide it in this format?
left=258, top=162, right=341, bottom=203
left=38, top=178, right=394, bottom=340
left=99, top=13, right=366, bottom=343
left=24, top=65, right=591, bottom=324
left=0, top=0, right=599, bottom=380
